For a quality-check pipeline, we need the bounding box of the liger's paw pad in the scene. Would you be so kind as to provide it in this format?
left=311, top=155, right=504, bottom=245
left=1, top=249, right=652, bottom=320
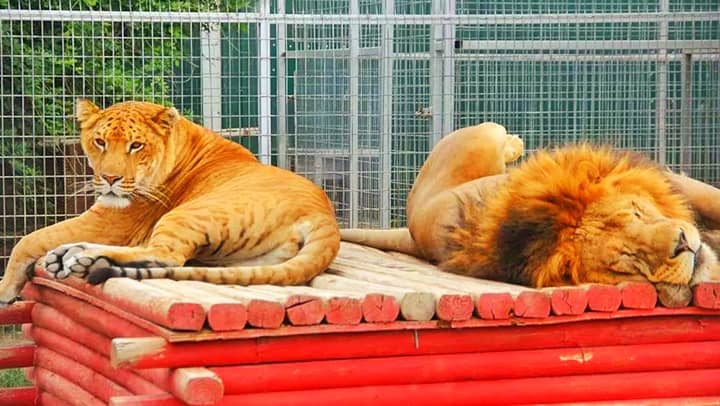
left=43, top=243, right=114, bottom=280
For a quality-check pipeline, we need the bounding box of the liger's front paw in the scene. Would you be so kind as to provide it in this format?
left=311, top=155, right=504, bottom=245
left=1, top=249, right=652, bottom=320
left=43, top=243, right=113, bottom=280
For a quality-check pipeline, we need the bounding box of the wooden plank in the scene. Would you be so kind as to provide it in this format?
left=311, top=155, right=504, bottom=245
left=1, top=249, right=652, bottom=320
left=619, top=282, right=658, bottom=310
left=0, top=300, right=34, bottom=325
left=190, top=368, right=720, bottom=406
left=694, top=282, right=720, bottom=310
left=35, top=347, right=132, bottom=402
left=32, top=270, right=205, bottom=331
left=111, top=315, right=720, bottom=369
left=0, top=344, right=34, bottom=369
left=142, top=280, right=247, bottom=331
left=23, top=283, right=152, bottom=338
left=26, top=325, right=164, bottom=395
left=177, top=281, right=286, bottom=329
left=35, top=367, right=105, bottom=406
left=215, top=340, right=720, bottom=394
left=0, top=387, right=36, bottom=406
left=311, top=273, right=434, bottom=322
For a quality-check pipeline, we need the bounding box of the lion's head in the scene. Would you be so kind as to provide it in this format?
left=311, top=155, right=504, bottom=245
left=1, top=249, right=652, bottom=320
left=76, top=100, right=180, bottom=209
left=478, top=145, right=716, bottom=306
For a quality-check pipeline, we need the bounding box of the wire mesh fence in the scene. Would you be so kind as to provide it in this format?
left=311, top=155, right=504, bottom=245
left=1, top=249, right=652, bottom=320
left=1, top=0, right=719, bottom=272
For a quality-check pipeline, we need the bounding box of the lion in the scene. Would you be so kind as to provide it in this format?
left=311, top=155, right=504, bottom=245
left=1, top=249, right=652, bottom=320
left=0, top=100, right=340, bottom=305
left=341, top=123, right=720, bottom=307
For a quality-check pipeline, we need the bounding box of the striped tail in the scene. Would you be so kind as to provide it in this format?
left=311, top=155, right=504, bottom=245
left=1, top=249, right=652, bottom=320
left=87, top=220, right=340, bottom=286
left=339, top=228, right=422, bottom=257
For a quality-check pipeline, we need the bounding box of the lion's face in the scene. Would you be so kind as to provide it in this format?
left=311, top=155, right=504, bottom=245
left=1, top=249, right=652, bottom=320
left=76, top=100, right=179, bottom=209
left=578, top=195, right=705, bottom=287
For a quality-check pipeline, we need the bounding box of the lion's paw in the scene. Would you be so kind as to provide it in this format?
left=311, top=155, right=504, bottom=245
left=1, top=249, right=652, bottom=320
left=43, top=243, right=113, bottom=280
left=504, top=134, right=524, bottom=163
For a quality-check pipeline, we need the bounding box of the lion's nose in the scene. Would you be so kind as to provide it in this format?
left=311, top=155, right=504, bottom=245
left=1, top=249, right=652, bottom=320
left=673, top=229, right=693, bottom=257
left=101, top=174, right=122, bottom=185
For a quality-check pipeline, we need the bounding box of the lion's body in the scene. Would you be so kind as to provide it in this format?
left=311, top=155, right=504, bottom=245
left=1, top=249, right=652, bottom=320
left=342, top=123, right=720, bottom=305
left=0, top=100, right=340, bottom=304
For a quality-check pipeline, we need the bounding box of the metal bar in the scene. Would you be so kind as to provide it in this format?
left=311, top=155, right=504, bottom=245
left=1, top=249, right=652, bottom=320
left=656, top=0, right=669, bottom=166
left=379, top=0, right=394, bottom=228
left=200, top=23, right=222, bottom=131
left=276, top=0, right=288, bottom=169
left=680, top=53, right=694, bottom=175
left=257, top=0, right=272, bottom=164
left=348, top=0, right=360, bottom=228
left=284, top=47, right=382, bottom=59
left=458, top=40, right=720, bottom=51
left=441, top=0, right=456, bottom=137
left=2, top=9, right=717, bottom=25
left=430, top=0, right=445, bottom=146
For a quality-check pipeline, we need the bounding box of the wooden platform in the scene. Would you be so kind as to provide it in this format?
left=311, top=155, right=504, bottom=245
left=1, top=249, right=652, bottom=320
left=2, top=242, right=720, bottom=405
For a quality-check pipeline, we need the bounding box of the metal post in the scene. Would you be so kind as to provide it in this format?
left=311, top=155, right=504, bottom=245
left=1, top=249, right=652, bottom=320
left=379, top=0, right=394, bottom=228
left=200, top=23, right=222, bottom=131
left=441, top=0, right=456, bottom=136
left=656, top=0, right=668, bottom=166
left=258, top=0, right=272, bottom=164
left=276, top=0, right=288, bottom=169
left=348, top=0, right=360, bottom=227
left=430, top=0, right=445, bottom=146
left=680, top=52, right=693, bottom=175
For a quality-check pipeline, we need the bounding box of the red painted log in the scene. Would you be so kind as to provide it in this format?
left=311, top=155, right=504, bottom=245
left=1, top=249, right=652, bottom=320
left=476, top=293, right=513, bottom=320
left=216, top=339, right=720, bottom=394
left=514, top=291, right=551, bottom=318
left=546, top=397, right=720, bottom=406
left=549, top=288, right=588, bottom=316
left=244, top=299, right=286, bottom=329
left=35, top=367, right=105, bottom=406
left=112, top=315, right=720, bottom=369
left=436, top=294, right=474, bottom=321
left=361, top=294, right=400, bottom=323
left=23, top=283, right=152, bottom=338
left=619, top=282, right=658, bottom=310
left=202, top=368, right=720, bottom=406
left=586, top=284, right=622, bottom=312
left=0, top=344, right=34, bottom=369
left=39, top=391, right=72, bottom=406
left=694, top=282, right=720, bottom=309
left=33, top=270, right=206, bottom=331
left=0, top=300, right=34, bottom=325
left=170, top=368, right=224, bottom=406
left=35, top=347, right=132, bottom=402
left=26, top=325, right=164, bottom=396
left=109, top=394, right=184, bottom=406
left=32, top=303, right=112, bottom=357
left=0, top=386, right=36, bottom=406
left=325, top=297, right=363, bottom=325
left=284, top=295, right=325, bottom=326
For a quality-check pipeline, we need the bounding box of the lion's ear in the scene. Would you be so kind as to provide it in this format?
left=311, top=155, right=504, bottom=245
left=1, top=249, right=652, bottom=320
left=76, top=99, right=101, bottom=124
left=152, top=107, right=180, bottom=131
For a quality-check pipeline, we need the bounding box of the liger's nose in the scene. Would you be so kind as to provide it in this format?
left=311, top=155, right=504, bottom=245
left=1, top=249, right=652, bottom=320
left=102, top=174, right=122, bottom=185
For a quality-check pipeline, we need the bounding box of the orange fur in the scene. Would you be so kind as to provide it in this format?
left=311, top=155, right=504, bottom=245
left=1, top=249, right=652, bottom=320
left=0, top=100, right=340, bottom=304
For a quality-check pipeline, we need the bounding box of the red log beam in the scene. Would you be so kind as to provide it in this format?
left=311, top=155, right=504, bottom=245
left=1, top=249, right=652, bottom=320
left=0, top=300, right=34, bottom=325
left=109, top=394, right=184, bottom=406
left=513, top=291, right=551, bottom=318
left=0, top=386, right=36, bottom=406
left=361, top=294, right=400, bottom=323
left=35, top=367, right=105, bottom=406
left=32, top=302, right=113, bottom=357
left=202, top=368, right=720, bottom=406
left=26, top=325, right=164, bottom=396
left=325, top=297, right=363, bottom=325
left=585, top=284, right=622, bottom=312
left=39, top=391, right=72, bottom=406
left=214, top=340, right=720, bottom=394
left=619, top=282, right=658, bottom=310
left=284, top=294, right=325, bottom=326
left=548, top=288, right=588, bottom=316
left=476, top=293, right=514, bottom=320
left=112, top=315, right=720, bottom=369
left=694, top=282, right=720, bottom=310
left=35, top=347, right=132, bottom=402
left=170, top=368, right=224, bottom=406
left=0, top=344, right=34, bottom=369
left=548, top=397, right=720, bottom=406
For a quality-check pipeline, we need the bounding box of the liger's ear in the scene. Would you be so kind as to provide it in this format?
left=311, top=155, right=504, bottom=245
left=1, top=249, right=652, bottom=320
left=76, top=99, right=101, bottom=123
left=152, top=107, right=180, bottom=130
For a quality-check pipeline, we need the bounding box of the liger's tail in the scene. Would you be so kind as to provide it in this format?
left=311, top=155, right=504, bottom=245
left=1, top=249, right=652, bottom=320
left=339, top=227, right=422, bottom=257
left=87, top=219, right=340, bottom=285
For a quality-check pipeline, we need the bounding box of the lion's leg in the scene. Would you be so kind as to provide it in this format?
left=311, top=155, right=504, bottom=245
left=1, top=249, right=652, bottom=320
left=0, top=207, right=135, bottom=305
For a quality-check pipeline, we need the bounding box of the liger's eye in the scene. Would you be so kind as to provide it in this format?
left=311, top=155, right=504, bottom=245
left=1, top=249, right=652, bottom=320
left=129, top=141, right=144, bottom=153
left=94, top=138, right=106, bottom=150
